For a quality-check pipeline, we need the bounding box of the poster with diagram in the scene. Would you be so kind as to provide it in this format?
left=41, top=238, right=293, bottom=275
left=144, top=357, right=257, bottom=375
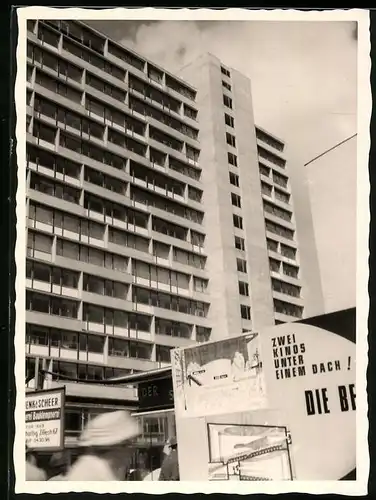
left=171, top=332, right=267, bottom=418
left=207, top=422, right=292, bottom=481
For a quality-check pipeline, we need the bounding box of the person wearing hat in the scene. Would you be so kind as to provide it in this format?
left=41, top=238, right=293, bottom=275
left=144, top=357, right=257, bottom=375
left=64, top=411, right=141, bottom=481
left=159, top=436, right=180, bottom=481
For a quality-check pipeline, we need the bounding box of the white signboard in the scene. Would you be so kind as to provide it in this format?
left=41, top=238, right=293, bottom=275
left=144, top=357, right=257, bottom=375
left=172, top=332, right=267, bottom=418
left=172, top=322, right=356, bottom=481
left=25, top=387, right=65, bottom=451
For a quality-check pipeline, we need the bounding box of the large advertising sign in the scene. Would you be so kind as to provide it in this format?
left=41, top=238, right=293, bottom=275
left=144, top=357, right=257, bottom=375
left=25, top=387, right=65, bottom=451
left=171, top=322, right=356, bottom=481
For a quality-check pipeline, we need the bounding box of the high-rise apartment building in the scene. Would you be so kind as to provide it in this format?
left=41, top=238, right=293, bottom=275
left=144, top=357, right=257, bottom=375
left=177, top=53, right=324, bottom=339
left=25, top=20, right=211, bottom=434
left=24, top=21, right=323, bottom=447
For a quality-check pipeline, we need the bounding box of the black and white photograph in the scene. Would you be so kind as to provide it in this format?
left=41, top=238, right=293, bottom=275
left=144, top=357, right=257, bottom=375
left=14, top=6, right=369, bottom=495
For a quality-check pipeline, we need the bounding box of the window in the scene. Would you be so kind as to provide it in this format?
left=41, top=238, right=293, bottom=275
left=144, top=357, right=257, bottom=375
left=281, top=244, right=297, bottom=260
left=233, top=214, right=243, bottom=230
left=258, top=146, right=286, bottom=169
left=228, top=152, right=238, bottom=167
left=221, top=66, right=231, bottom=78
left=188, top=186, right=203, bottom=203
left=193, top=277, right=208, bottom=293
left=239, top=281, right=249, bottom=296
left=155, top=318, right=192, bottom=339
left=186, top=145, right=200, bottom=163
left=283, top=263, right=299, bottom=278
left=237, top=258, right=247, bottom=273
left=196, top=327, right=211, bottom=343
left=191, top=231, right=205, bottom=248
left=38, top=24, right=60, bottom=49
left=272, top=172, right=288, bottom=188
left=259, top=163, right=270, bottom=177
left=255, top=128, right=284, bottom=152
left=225, top=114, right=234, bottom=128
left=263, top=201, right=292, bottom=222
left=272, top=278, right=301, bottom=298
left=234, top=236, right=245, bottom=251
left=266, top=238, right=279, bottom=252
left=222, top=80, right=232, bottom=91
left=265, top=221, right=294, bottom=240
left=27, top=65, right=33, bottom=84
left=223, top=95, right=233, bottom=109
left=261, top=182, right=272, bottom=197
left=156, top=345, right=172, bottom=364
left=274, top=299, right=303, bottom=319
left=27, top=232, right=53, bottom=257
left=183, top=105, right=198, bottom=121
left=26, top=325, right=49, bottom=346
left=269, top=258, right=281, bottom=273
left=275, top=189, right=290, bottom=204
left=231, top=193, right=242, bottom=208
left=229, top=172, right=240, bottom=187
left=226, top=133, right=236, bottom=148
left=240, top=305, right=251, bottom=320
left=165, top=74, right=196, bottom=101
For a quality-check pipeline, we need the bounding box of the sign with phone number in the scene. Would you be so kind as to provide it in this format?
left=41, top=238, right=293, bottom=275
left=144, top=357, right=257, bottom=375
left=25, top=387, right=65, bottom=451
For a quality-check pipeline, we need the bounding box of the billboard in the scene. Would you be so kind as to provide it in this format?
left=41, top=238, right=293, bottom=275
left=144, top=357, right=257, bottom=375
left=25, top=387, right=65, bottom=451
left=171, top=322, right=356, bottom=481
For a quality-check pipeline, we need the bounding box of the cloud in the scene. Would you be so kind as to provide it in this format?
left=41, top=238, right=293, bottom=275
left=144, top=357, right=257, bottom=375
left=113, top=20, right=357, bottom=163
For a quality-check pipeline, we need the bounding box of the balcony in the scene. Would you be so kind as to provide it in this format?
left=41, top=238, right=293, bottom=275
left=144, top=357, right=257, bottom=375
left=272, top=289, right=303, bottom=307
left=268, top=249, right=298, bottom=267
left=274, top=311, right=300, bottom=324
left=256, top=138, right=286, bottom=160
left=26, top=278, right=79, bottom=300
left=106, top=355, right=156, bottom=373
left=81, top=291, right=133, bottom=311
left=263, top=210, right=294, bottom=231
left=26, top=310, right=83, bottom=331
left=154, top=333, right=194, bottom=348
left=27, top=160, right=81, bottom=188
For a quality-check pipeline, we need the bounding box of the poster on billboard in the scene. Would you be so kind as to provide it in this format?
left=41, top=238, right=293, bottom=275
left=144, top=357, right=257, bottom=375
left=25, top=387, right=65, bottom=451
left=171, top=332, right=267, bottom=418
left=172, top=322, right=356, bottom=481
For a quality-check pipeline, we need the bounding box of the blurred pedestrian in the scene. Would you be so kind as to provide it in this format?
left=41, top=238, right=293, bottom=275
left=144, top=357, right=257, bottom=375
left=26, top=447, right=47, bottom=481
left=159, top=437, right=179, bottom=481
left=48, top=451, right=70, bottom=481
left=64, top=411, right=141, bottom=481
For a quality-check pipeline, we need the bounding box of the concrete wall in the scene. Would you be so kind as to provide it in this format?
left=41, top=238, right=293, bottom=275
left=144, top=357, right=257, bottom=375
left=232, top=69, right=275, bottom=329
left=179, top=54, right=244, bottom=339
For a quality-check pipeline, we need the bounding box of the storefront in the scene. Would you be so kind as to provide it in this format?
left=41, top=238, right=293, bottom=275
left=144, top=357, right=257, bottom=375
left=129, top=369, right=175, bottom=479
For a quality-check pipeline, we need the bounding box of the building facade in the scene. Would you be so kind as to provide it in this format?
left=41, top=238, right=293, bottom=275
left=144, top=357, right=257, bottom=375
left=177, top=53, right=324, bottom=338
left=24, top=21, right=323, bottom=456
left=25, top=19, right=211, bottom=446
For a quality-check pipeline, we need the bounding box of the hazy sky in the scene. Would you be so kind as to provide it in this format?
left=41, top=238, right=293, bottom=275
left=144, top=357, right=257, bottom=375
left=89, top=19, right=357, bottom=164
left=89, top=19, right=358, bottom=311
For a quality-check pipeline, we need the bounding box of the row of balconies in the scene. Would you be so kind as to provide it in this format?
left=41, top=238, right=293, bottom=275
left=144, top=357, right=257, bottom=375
left=26, top=192, right=206, bottom=261
left=26, top=107, right=202, bottom=188
left=26, top=306, right=207, bottom=348
left=27, top=82, right=201, bottom=169
left=27, top=165, right=204, bottom=231
left=25, top=270, right=210, bottom=321
left=27, top=26, right=199, bottom=129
